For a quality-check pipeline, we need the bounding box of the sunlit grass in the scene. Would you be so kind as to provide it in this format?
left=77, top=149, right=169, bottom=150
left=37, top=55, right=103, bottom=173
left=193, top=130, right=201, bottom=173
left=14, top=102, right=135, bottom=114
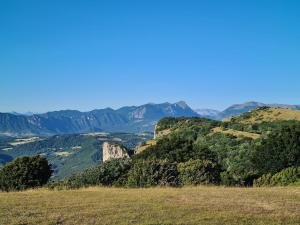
left=0, top=186, right=299, bottom=225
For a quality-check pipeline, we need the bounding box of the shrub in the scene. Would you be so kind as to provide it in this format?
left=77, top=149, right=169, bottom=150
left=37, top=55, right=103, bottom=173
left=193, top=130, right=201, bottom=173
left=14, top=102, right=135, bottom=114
left=271, top=166, right=300, bottom=186
left=127, top=159, right=180, bottom=187
left=0, top=156, right=52, bottom=191
left=220, top=171, right=238, bottom=186
left=63, top=158, right=132, bottom=189
left=177, top=159, right=221, bottom=185
left=254, top=167, right=300, bottom=187
left=253, top=174, right=273, bottom=187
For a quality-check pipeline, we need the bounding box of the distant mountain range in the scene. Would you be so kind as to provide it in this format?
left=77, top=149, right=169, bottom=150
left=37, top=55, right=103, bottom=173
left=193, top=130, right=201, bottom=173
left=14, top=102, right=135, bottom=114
left=195, top=109, right=221, bottom=119
left=216, top=102, right=300, bottom=120
left=1, top=101, right=300, bottom=136
left=0, top=101, right=198, bottom=136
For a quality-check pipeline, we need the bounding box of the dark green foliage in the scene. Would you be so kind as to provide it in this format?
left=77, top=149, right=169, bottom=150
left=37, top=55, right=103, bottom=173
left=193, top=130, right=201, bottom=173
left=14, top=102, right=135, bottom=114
left=0, top=156, right=52, bottom=191
left=177, top=159, right=221, bottom=185
left=135, top=134, right=195, bottom=163
left=63, top=158, right=132, bottom=189
left=156, top=117, right=221, bottom=133
left=220, top=142, right=258, bottom=186
left=252, top=123, right=300, bottom=175
left=136, top=117, right=300, bottom=187
left=127, top=159, right=180, bottom=187
left=136, top=118, right=220, bottom=164
left=254, top=167, right=300, bottom=187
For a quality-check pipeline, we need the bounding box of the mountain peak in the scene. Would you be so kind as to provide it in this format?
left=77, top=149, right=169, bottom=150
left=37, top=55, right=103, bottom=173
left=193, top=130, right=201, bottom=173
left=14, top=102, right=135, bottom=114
left=175, top=101, right=189, bottom=109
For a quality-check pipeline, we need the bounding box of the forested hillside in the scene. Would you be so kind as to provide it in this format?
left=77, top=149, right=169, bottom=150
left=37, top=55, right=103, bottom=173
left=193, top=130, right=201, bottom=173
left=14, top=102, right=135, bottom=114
left=57, top=107, right=300, bottom=188
left=0, top=132, right=153, bottom=180
left=1, top=107, right=300, bottom=189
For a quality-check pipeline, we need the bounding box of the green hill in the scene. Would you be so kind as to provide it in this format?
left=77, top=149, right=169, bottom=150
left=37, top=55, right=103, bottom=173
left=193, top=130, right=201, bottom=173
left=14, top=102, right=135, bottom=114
left=0, top=132, right=153, bottom=180
left=133, top=108, right=300, bottom=186
left=226, top=107, right=300, bottom=123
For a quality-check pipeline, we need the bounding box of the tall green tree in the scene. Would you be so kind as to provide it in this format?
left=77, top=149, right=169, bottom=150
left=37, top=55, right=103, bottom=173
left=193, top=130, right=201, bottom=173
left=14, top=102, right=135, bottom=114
left=252, top=123, right=300, bottom=175
left=0, top=156, right=52, bottom=191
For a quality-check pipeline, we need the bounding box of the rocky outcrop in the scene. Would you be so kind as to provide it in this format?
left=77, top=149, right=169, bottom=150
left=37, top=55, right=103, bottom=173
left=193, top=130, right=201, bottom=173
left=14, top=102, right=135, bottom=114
left=102, top=142, right=129, bottom=162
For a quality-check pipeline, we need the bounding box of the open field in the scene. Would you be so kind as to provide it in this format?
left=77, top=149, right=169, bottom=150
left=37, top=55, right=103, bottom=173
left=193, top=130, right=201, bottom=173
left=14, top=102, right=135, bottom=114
left=0, top=187, right=299, bottom=225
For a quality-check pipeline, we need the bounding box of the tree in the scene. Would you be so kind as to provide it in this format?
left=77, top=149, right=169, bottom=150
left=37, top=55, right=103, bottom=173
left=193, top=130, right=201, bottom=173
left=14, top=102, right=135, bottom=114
left=66, top=158, right=132, bottom=188
left=252, top=123, right=300, bottom=175
left=0, top=156, right=52, bottom=191
left=127, top=159, right=180, bottom=187
left=177, top=159, right=221, bottom=185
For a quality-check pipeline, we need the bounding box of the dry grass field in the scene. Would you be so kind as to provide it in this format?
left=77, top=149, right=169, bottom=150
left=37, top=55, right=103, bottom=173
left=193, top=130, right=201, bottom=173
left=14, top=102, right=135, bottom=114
left=0, top=186, right=299, bottom=225
left=211, top=127, right=261, bottom=139
left=226, top=108, right=300, bottom=124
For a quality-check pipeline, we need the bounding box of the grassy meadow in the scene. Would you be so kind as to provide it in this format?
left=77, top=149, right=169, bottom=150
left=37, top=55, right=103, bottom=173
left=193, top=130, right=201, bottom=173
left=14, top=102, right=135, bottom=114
left=0, top=186, right=299, bottom=225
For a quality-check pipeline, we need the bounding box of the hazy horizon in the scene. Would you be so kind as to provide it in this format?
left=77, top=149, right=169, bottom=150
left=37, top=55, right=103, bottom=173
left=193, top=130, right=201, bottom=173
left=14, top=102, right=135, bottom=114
left=1, top=1, right=300, bottom=112
left=3, top=100, right=300, bottom=115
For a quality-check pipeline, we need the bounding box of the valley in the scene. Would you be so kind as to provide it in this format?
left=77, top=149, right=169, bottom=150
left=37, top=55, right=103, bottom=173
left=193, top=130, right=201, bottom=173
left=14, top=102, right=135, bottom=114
left=0, top=132, right=153, bottom=180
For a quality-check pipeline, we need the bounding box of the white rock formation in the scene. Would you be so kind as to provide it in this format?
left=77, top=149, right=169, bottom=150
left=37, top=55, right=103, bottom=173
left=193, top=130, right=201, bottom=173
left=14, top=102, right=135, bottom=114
left=102, top=142, right=129, bottom=162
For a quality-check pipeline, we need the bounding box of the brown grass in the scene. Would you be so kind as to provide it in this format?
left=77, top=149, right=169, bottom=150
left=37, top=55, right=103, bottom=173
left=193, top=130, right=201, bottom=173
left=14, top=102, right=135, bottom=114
left=211, top=127, right=261, bottom=139
left=229, top=108, right=300, bottom=124
left=135, top=140, right=157, bottom=153
left=0, top=186, right=299, bottom=225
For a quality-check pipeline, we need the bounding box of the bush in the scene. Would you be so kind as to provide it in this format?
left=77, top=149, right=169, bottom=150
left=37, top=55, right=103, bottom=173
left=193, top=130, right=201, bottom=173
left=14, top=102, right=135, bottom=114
left=253, top=174, right=273, bottom=187
left=254, top=167, right=300, bottom=187
left=127, top=159, right=180, bottom=187
left=0, top=156, right=52, bottom=191
left=220, top=171, right=238, bottom=186
left=62, top=158, right=132, bottom=189
left=178, top=159, right=221, bottom=185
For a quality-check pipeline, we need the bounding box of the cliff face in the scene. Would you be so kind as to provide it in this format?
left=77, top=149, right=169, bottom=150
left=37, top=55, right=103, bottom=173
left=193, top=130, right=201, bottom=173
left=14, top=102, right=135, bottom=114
left=102, top=142, right=129, bottom=162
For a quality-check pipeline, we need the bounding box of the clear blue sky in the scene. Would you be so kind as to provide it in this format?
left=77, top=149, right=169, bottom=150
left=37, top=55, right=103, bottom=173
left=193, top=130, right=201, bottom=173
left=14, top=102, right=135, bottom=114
left=1, top=0, right=300, bottom=112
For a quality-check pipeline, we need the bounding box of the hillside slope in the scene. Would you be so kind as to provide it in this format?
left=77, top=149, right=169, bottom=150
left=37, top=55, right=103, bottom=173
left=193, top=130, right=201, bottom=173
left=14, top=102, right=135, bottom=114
left=227, top=107, right=300, bottom=124
left=0, top=132, right=152, bottom=180
left=134, top=107, right=300, bottom=186
left=199, top=101, right=300, bottom=120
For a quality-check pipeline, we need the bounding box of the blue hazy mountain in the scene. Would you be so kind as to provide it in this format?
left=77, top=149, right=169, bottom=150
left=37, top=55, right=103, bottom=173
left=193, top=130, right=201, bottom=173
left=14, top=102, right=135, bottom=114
left=0, top=101, right=198, bottom=136
left=2, top=101, right=300, bottom=137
